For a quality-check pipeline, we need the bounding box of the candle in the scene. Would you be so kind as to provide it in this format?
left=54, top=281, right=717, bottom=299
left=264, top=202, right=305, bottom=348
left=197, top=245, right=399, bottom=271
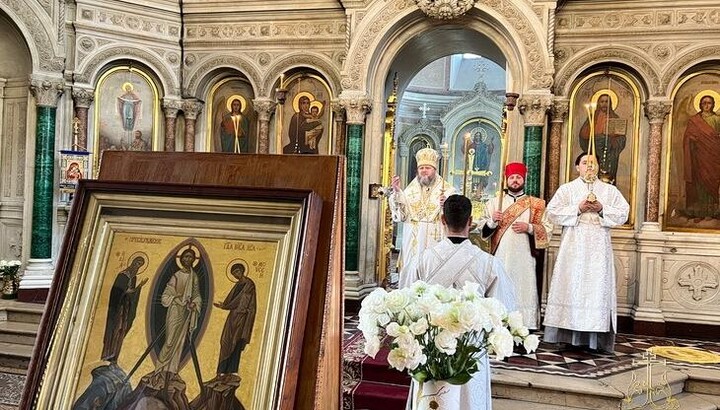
left=279, top=73, right=285, bottom=89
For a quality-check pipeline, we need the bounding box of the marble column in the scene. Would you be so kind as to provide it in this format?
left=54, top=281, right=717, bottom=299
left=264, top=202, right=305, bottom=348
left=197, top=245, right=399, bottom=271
left=332, top=100, right=346, bottom=156
left=253, top=98, right=275, bottom=154
left=518, top=96, right=551, bottom=197
left=22, top=76, right=64, bottom=295
left=71, top=87, right=94, bottom=151
left=162, top=98, right=183, bottom=151
left=547, top=98, right=569, bottom=199
left=182, top=99, right=204, bottom=152
left=340, top=93, right=371, bottom=272
left=643, top=100, right=672, bottom=223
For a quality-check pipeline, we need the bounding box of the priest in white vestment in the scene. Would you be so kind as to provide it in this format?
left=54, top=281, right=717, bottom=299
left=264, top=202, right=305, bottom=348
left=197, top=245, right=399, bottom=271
left=479, top=162, right=552, bottom=329
left=389, top=147, right=456, bottom=288
left=410, top=194, right=516, bottom=410
left=543, top=153, right=629, bottom=353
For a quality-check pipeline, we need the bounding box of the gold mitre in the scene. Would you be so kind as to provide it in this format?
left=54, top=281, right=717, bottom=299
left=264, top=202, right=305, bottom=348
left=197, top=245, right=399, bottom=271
left=415, top=147, right=439, bottom=169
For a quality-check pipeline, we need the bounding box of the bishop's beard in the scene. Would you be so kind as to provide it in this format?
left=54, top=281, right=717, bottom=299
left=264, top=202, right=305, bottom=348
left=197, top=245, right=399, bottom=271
left=418, top=174, right=436, bottom=187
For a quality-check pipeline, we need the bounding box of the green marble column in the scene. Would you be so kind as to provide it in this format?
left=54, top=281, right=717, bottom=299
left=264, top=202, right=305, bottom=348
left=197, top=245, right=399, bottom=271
left=30, top=106, right=56, bottom=259
left=523, top=125, right=543, bottom=198
left=345, top=123, right=363, bottom=271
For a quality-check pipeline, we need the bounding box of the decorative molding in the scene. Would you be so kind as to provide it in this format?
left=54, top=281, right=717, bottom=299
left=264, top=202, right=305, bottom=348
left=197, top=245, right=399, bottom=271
left=184, top=19, right=346, bottom=42
left=555, top=47, right=661, bottom=96
left=263, top=53, right=342, bottom=98
left=77, top=6, right=181, bottom=40
left=2, top=0, right=64, bottom=72
left=675, top=262, right=719, bottom=303
left=398, top=118, right=442, bottom=147
left=643, top=100, right=671, bottom=124
left=557, top=7, right=720, bottom=33
left=518, top=95, right=551, bottom=127
left=338, top=91, right=371, bottom=125
left=75, top=45, right=179, bottom=95
left=184, top=54, right=261, bottom=97
left=29, top=76, right=64, bottom=108
left=71, top=87, right=94, bottom=108
left=414, top=0, right=477, bottom=20
left=343, top=0, right=552, bottom=91
left=659, top=45, right=720, bottom=96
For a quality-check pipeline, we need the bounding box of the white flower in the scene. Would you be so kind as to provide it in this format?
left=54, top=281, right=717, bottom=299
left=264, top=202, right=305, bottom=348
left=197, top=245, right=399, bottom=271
left=410, top=280, right=429, bottom=296
left=385, top=288, right=412, bottom=314
left=408, top=318, right=428, bottom=335
left=457, top=301, right=489, bottom=332
left=488, top=327, right=514, bottom=361
left=364, top=335, right=381, bottom=358
left=361, top=288, right=388, bottom=314
left=523, top=334, right=540, bottom=353
left=507, top=311, right=524, bottom=331
left=435, top=330, right=459, bottom=355
left=388, top=341, right=424, bottom=371
left=8, top=260, right=21, bottom=266
left=461, top=281, right=480, bottom=300
left=386, top=322, right=410, bottom=338
left=0, top=260, right=7, bottom=268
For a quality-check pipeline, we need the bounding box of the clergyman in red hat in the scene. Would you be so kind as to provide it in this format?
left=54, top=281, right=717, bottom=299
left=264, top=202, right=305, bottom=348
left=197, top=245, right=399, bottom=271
left=478, top=161, right=552, bottom=330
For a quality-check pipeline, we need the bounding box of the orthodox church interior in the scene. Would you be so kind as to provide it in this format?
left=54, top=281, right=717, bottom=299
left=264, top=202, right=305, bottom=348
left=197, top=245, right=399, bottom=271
left=1, top=0, right=720, bottom=409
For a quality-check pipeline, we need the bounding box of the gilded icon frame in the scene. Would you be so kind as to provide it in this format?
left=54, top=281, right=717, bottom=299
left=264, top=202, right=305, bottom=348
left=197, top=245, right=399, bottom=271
left=276, top=73, right=334, bottom=155
left=664, top=70, right=720, bottom=232
left=22, top=181, right=322, bottom=410
left=565, top=70, right=641, bottom=227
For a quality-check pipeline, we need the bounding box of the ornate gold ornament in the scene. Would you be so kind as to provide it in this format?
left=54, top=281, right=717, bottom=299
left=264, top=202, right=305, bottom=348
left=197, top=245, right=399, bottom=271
left=415, top=0, right=477, bottom=20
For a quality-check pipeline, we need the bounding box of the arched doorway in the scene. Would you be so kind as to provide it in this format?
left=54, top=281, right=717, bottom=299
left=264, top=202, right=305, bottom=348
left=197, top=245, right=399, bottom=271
left=342, top=3, right=553, bottom=293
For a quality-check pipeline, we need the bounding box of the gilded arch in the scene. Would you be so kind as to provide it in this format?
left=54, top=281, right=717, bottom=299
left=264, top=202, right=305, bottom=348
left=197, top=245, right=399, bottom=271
left=75, top=46, right=178, bottom=95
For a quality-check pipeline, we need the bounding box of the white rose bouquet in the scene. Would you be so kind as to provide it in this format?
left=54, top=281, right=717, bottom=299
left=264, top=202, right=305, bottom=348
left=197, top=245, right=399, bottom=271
left=358, top=281, right=539, bottom=385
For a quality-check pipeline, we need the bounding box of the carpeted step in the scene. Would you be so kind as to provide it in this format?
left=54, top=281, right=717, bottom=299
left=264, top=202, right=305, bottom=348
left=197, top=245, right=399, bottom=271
left=351, top=380, right=409, bottom=410
left=361, top=347, right=411, bottom=386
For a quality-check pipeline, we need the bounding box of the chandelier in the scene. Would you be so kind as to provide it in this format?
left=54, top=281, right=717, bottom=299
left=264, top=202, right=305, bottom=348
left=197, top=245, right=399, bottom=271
left=415, top=0, right=477, bottom=20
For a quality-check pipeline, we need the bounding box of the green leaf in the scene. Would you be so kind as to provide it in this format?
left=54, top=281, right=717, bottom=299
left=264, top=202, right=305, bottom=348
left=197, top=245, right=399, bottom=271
left=446, top=371, right=472, bottom=385
left=412, top=371, right=428, bottom=383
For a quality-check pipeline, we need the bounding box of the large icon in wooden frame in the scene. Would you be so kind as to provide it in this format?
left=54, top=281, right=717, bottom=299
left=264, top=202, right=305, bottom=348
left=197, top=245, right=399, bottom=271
left=22, top=181, right=322, bottom=409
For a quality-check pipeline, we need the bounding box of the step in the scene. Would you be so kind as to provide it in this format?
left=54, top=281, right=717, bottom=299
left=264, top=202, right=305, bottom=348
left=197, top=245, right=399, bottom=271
left=360, top=348, right=411, bottom=386
left=350, top=380, right=409, bottom=410
left=0, top=341, right=33, bottom=370
left=0, top=300, right=45, bottom=324
left=0, top=322, right=38, bottom=346
left=491, top=363, right=689, bottom=410
left=493, top=398, right=588, bottom=409
left=684, top=367, right=720, bottom=395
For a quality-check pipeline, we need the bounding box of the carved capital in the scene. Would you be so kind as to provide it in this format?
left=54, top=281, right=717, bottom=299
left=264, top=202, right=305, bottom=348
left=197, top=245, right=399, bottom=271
left=518, top=96, right=551, bottom=127
left=252, top=98, right=276, bottom=122
left=182, top=99, right=204, bottom=120
left=72, top=87, right=94, bottom=108
left=29, top=77, right=65, bottom=108
left=550, top=98, right=570, bottom=122
left=331, top=99, right=345, bottom=122
left=163, top=98, right=184, bottom=119
left=338, top=92, right=372, bottom=125
left=643, top=100, right=672, bottom=124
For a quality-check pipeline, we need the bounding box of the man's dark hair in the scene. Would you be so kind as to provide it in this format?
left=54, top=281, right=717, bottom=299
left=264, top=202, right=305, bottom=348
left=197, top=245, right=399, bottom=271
left=575, top=152, right=588, bottom=166
left=443, top=194, right=472, bottom=231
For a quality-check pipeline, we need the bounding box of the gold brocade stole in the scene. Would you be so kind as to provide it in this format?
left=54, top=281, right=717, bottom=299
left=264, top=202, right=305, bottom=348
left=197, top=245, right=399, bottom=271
left=490, top=196, right=550, bottom=255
